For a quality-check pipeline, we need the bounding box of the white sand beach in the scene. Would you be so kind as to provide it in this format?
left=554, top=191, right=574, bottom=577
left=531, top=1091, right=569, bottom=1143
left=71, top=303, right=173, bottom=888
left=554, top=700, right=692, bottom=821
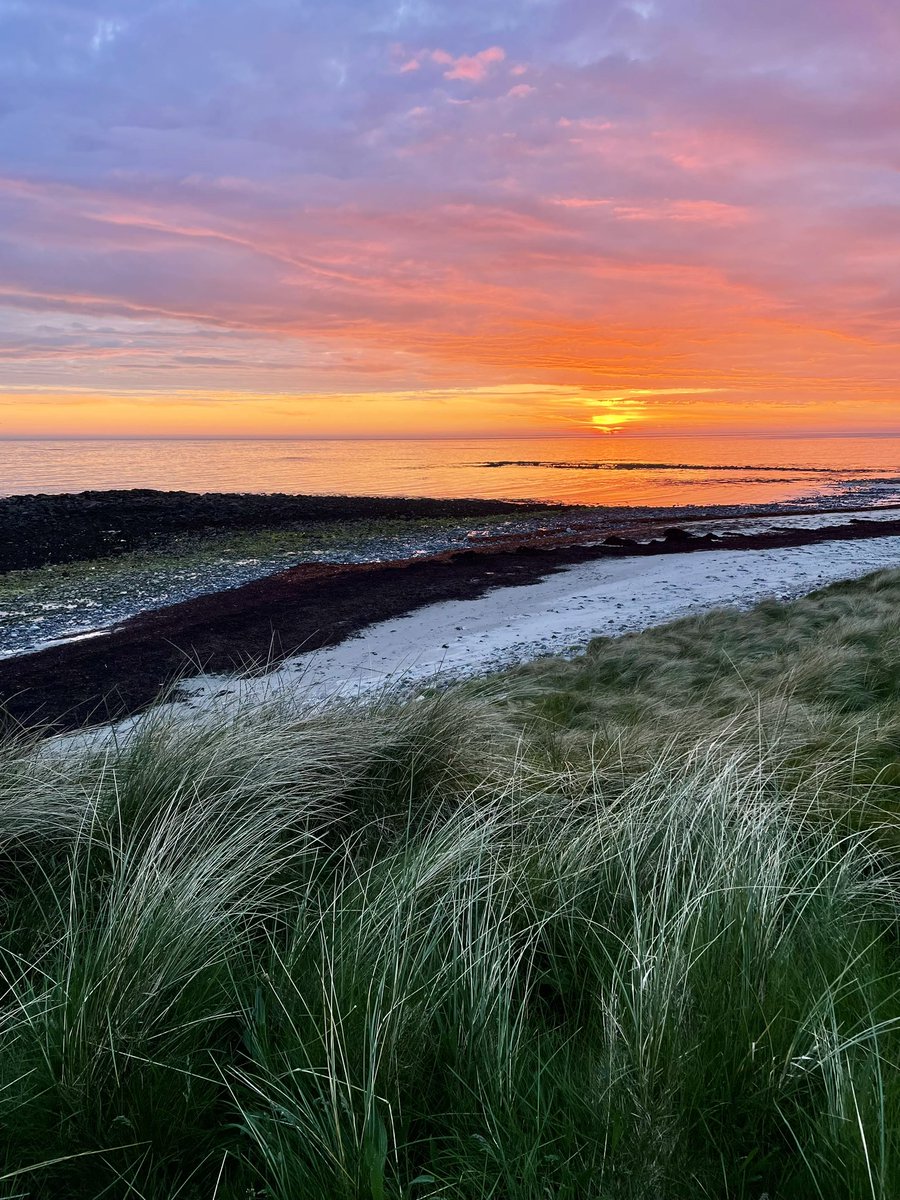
left=177, top=534, right=900, bottom=711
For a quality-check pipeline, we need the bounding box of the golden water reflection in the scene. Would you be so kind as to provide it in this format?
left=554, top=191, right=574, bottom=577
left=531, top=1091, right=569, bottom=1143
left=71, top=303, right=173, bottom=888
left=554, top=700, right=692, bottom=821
left=2, top=436, right=900, bottom=509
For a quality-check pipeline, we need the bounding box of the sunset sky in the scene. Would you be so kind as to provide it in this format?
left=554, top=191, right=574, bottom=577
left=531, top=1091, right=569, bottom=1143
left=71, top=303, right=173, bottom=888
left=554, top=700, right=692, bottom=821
left=1, top=0, right=899, bottom=438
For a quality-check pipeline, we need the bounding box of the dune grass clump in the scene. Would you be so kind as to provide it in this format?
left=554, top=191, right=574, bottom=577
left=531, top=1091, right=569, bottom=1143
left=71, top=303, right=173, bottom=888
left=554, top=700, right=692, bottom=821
left=1, top=571, right=900, bottom=1195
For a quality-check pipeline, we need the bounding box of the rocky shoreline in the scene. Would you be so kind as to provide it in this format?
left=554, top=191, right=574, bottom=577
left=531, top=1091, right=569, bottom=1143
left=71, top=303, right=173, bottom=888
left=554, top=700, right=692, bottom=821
left=0, top=489, right=561, bottom=573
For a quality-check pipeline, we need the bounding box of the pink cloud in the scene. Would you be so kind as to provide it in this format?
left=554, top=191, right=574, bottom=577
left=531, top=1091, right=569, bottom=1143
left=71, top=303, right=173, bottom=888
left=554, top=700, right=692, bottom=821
left=417, top=45, right=506, bottom=82
left=612, top=200, right=752, bottom=225
left=551, top=197, right=613, bottom=209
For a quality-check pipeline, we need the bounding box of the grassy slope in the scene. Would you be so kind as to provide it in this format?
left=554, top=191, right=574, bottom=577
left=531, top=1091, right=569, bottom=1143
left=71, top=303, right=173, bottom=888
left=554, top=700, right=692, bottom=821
left=1, top=569, right=900, bottom=1196
left=507, top=566, right=900, bottom=799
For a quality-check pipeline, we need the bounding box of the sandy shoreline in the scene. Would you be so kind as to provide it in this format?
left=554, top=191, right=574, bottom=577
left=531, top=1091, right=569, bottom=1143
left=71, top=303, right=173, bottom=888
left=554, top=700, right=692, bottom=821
left=176, top=533, right=900, bottom=709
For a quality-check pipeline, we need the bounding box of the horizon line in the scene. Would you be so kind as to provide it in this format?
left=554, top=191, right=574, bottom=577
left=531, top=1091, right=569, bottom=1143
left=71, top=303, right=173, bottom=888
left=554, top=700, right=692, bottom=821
left=3, top=431, right=900, bottom=443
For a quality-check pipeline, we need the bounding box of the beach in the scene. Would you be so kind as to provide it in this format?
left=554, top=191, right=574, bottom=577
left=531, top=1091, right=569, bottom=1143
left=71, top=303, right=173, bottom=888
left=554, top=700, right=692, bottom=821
left=197, top=532, right=900, bottom=706
left=3, top=488, right=900, bottom=733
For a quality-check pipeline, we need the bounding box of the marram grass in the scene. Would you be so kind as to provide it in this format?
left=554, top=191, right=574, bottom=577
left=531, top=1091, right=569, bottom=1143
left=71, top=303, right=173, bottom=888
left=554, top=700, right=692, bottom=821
left=2, top=571, right=900, bottom=1196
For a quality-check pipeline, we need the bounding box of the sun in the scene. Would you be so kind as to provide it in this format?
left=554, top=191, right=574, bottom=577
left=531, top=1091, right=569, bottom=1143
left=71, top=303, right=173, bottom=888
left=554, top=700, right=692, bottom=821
left=588, top=398, right=648, bottom=433
left=591, top=413, right=629, bottom=432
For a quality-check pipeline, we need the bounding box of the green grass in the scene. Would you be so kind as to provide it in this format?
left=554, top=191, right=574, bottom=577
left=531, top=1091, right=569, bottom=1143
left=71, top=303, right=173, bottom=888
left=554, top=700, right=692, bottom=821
left=2, top=570, right=900, bottom=1196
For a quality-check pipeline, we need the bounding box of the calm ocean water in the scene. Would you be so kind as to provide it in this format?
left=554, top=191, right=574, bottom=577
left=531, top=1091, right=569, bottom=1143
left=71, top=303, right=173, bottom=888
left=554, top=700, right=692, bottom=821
left=3, top=436, right=900, bottom=509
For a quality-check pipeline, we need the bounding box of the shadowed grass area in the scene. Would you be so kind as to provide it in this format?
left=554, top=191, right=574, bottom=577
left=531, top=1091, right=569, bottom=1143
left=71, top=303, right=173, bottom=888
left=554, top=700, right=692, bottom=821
left=1, top=570, right=900, bottom=1196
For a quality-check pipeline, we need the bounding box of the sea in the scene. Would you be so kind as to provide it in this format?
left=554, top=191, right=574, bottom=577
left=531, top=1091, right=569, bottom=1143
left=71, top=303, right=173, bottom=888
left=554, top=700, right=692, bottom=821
left=3, top=435, right=900, bottom=510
